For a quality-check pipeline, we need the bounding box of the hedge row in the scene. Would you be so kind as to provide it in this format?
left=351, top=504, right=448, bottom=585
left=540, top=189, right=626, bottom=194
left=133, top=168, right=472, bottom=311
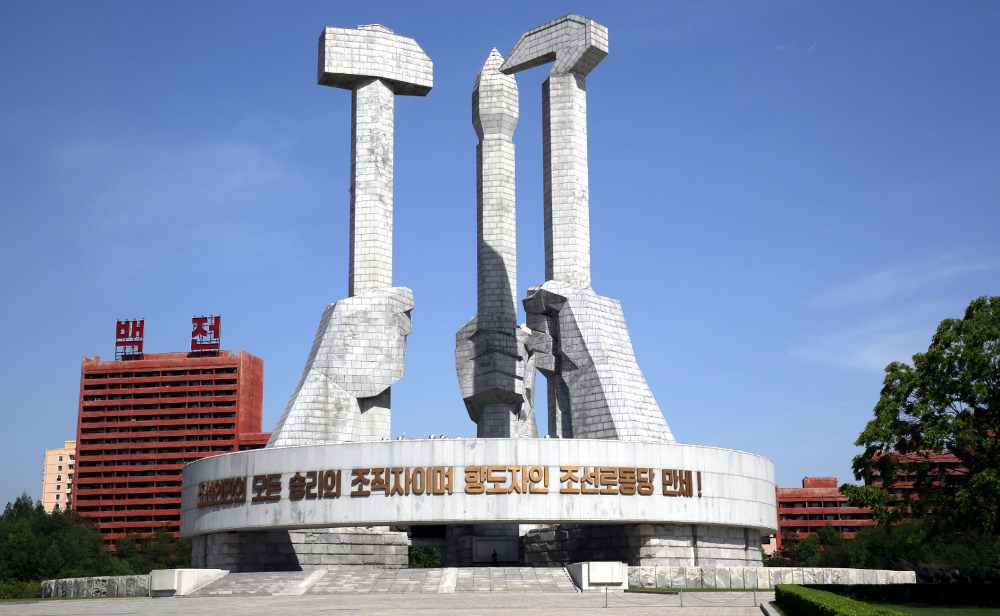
left=775, top=584, right=905, bottom=616
left=0, top=580, right=41, bottom=600
left=807, top=583, right=1000, bottom=607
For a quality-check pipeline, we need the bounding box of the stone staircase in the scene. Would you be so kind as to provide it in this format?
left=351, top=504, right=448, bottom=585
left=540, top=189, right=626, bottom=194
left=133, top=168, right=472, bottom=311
left=189, top=566, right=578, bottom=596
left=190, top=570, right=323, bottom=596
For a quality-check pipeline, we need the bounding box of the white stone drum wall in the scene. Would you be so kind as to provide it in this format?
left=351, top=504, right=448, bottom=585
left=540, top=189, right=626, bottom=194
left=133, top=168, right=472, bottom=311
left=182, top=439, right=775, bottom=536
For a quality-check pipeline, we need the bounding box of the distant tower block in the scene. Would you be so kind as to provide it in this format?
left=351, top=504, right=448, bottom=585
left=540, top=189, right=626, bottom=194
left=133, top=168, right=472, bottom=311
left=505, top=15, right=674, bottom=442
left=317, top=24, right=433, bottom=297
left=502, top=14, right=608, bottom=288
left=456, top=50, right=537, bottom=438
left=267, top=26, right=431, bottom=447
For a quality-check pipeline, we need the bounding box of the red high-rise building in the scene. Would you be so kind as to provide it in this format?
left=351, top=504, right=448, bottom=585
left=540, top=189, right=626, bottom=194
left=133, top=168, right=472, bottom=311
left=774, top=477, right=875, bottom=551
left=772, top=459, right=969, bottom=553
left=73, top=350, right=269, bottom=545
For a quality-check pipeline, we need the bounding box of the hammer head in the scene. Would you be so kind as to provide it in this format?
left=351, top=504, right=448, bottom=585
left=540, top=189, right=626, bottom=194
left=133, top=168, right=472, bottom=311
left=501, top=14, right=608, bottom=77
left=318, top=24, right=433, bottom=96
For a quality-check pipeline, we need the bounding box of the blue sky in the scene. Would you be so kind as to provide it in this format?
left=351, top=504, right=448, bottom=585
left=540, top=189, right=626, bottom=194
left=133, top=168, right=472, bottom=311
left=1, top=2, right=998, bottom=507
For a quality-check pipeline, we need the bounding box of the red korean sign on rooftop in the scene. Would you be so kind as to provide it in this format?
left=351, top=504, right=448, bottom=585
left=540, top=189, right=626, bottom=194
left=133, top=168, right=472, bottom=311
left=191, top=315, right=221, bottom=351
left=115, top=319, right=144, bottom=360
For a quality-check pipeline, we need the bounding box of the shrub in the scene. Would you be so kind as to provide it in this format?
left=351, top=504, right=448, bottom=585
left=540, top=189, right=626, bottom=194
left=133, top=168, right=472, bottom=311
left=0, top=580, right=41, bottom=600
left=775, top=584, right=906, bottom=616
left=407, top=546, right=442, bottom=569
left=809, top=583, right=1000, bottom=608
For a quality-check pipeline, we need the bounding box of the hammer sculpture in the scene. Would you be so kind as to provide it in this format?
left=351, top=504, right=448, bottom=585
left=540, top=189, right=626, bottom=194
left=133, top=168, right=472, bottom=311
left=269, top=25, right=432, bottom=446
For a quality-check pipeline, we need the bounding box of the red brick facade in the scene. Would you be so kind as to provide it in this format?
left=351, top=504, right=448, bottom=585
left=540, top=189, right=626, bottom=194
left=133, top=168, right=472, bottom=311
left=865, top=451, right=966, bottom=498
left=72, top=350, right=269, bottom=544
left=774, top=477, right=875, bottom=550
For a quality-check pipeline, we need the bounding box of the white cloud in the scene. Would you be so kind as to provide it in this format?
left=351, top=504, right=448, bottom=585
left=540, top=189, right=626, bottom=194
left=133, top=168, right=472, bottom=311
left=789, top=316, right=932, bottom=372
left=792, top=256, right=1000, bottom=372
left=810, top=256, right=1000, bottom=308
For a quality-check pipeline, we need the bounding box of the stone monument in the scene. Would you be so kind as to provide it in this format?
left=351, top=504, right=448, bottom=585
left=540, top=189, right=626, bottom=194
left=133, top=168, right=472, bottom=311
left=501, top=14, right=674, bottom=443
left=448, top=13, right=684, bottom=564
left=455, top=49, right=538, bottom=439
left=182, top=15, right=777, bottom=574
left=268, top=25, right=432, bottom=447
left=191, top=25, right=433, bottom=570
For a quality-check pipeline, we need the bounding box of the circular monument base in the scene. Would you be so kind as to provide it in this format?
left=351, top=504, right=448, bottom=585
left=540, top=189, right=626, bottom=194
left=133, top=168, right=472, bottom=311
left=182, top=438, right=775, bottom=569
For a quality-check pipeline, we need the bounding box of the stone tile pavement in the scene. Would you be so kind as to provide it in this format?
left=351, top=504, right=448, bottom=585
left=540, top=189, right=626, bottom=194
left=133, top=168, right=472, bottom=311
left=0, top=590, right=776, bottom=616
left=192, top=566, right=579, bottom=596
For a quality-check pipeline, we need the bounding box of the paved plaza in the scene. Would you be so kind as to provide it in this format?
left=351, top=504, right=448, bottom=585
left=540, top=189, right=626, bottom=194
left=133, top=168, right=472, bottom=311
left=1, top=590, right=777, bottom=616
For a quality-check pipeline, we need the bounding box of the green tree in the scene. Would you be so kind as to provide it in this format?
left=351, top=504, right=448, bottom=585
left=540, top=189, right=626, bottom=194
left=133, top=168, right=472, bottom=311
left=813, top=524, right=852, bottom=568
left=843, top=296, right=1000, bottom=536
left=776, top=532, right=822, bottom=567
left=139, top=525, right=191, bottom=570
left=849, top=522, right=923, bottom=571
left=114, top=525, right=191, bottom=574
left=848, top=521, right=1000, bottom=572
left=114, top=534, right=139, bottom=563
left=407, top=546, right=441, bottom=569
left=0, top=494, right=116, bottom=583
left=114, top=534, right=148, bottom=574
left=2, top=493, right=39, bottom=523
left=769, top=526, right=857, bottom=568
left=6, top=524, right=40, bottom=581
left=761, top=547, right=784, bottom=567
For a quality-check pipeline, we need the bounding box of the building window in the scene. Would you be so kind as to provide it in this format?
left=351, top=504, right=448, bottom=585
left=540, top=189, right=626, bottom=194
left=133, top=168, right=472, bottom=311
left=57, top=475, right=62, bottom=481
left=58, top=456, right=63, bottom=462
left=56, top=485, right=61, bottom=490
left=70, top=455, right=75, bottom=461
left=58, top=465, right=63, bottom=471
left=55, top=495, right=60, bottom=500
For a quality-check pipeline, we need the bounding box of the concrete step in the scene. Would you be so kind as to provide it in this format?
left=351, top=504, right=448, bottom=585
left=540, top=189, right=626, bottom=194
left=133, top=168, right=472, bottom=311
left=305, top=566, right=399, bottom=594
left=191, top=570, right=324, bottom=596
left=190, top=567, right=579, bottom=596
left=451, top=567, right=577, bottom=593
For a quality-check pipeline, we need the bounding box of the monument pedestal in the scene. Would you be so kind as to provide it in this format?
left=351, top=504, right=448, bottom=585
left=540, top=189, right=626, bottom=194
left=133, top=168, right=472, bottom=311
left=182, top=438, right=776, bottom=571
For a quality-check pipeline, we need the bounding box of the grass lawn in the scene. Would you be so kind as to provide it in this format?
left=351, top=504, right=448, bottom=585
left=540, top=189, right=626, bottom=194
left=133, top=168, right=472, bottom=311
left=878, top=604, right=1000, bottom=616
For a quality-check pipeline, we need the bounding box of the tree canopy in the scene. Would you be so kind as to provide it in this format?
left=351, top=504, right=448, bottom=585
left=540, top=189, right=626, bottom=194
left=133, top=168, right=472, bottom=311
left=766, top=523, right=1000, bottom=573
left=842, top=296, right=1000, bottom=536
left=0, top=493, right=190, bottom=585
